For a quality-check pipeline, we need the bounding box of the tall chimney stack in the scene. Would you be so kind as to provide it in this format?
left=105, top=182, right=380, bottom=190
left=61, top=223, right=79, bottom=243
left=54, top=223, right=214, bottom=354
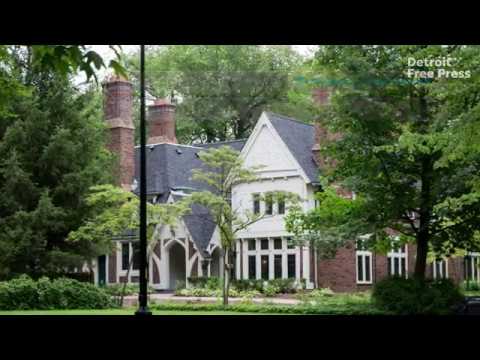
left=102, top=75, right=135, bottom=190
left=147, top=99, right=177, bottom=144
left=312, top=87, right=332, bottom=168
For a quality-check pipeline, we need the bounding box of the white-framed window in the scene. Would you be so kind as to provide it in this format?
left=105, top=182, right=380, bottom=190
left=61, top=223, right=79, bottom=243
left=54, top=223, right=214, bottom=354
left=356, top=239, right=372, bottom=284
left=465, top=252, right=480, bottom=282
left=243, top=237, right=298, bottom=280
left=388, top=242, right=408, bottom=278
left=433, top=258, right=448, bottom=279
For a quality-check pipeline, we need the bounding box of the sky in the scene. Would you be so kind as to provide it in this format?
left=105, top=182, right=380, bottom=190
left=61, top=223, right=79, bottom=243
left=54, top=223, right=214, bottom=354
left=77, top=45, right=318, bottom=85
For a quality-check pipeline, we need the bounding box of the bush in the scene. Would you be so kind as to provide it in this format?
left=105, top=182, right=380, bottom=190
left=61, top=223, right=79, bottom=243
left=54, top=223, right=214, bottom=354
left=372, top=277, right=463, bottom=315
left=104, top=283, right=156, bottom=297
left=175, top=287, right=261, bottom=298
left=0, top=275, right=113, bottom=310
left=263, top=282, right=280, bottom=297
left=269, top=279, right=297, bottom=294
left=151, top=301, right=388, bottom=315
left=462, top=280, right=480, bottom=292
left=231, top=279, right=264, bottom=292
left=0, top=275, right=39, bottom=310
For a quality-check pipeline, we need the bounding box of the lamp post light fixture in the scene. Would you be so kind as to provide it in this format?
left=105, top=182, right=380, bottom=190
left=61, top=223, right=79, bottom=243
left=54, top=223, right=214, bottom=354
left=135, top=44, right=152, bottom=316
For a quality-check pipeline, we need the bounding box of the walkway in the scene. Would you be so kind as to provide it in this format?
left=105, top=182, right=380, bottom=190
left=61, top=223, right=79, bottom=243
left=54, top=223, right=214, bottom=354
left=122, top=292, right=301, bottom=307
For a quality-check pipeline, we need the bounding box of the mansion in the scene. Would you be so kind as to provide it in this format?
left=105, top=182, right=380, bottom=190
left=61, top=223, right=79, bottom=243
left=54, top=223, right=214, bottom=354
left=92, top=77, right=480, bottom=292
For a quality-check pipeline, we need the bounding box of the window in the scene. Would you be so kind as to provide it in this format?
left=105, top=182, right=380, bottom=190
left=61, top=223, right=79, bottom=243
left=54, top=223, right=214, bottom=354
left=286, top=237, right=295, bottom=249
left=248, top=255, right=256, bottom=279
left=356, top=239, right=372, bottom=284
left=278, top=198, right=285, bottom=214
left=273, top=238, right=282, bottom=250
left=433, top=259, right=448, bottom=279
left=288, top=254, right=296, bottom=278
left=132, top=242, right=140, bottom=270
left=261, top=255, right=269, bottom=280
left=121, top=243, right=130, bottom=270
left=260, top=238, right=269, bottom=250
left=274, top=255, right=282, bottom=279
left=265, top=193, right=273, bottom=215
left=465, top=253, right=480, bottom=282
left=253, top=193, right=260, bottom=214
left=248, top=239, right=256, bottom=251
left=388, top=243, right=407, bottom=278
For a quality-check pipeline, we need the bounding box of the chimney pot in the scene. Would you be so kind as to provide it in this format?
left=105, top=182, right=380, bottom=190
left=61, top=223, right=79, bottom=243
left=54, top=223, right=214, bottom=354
left=148, top=98, right=177, bottom=144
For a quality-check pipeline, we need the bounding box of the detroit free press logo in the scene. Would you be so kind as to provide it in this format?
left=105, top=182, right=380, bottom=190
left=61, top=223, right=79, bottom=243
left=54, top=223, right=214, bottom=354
left=406, top=57, right=471, bottom=79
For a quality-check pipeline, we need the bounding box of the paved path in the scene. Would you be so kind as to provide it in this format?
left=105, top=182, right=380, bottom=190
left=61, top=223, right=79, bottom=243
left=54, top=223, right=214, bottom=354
left=122, top=292, right=301, bottom=307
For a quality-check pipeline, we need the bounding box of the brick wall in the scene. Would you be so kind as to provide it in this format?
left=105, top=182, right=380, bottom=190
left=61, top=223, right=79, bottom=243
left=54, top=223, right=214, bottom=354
left=108, top=127, right=134, bottom=189
left=316, top=241, right=467, bottom=292
left=317, top=242, right=358, bottom=292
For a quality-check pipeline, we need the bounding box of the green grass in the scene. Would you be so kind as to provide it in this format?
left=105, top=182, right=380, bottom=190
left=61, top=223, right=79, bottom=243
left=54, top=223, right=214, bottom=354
left=0, top=308, right=262, bottom=315
left=0, top=291, right=388, bottom=315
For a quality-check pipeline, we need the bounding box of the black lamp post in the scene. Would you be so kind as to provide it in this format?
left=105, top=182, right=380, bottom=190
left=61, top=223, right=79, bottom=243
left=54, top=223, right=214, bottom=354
left=135, top=45, right=152, bottom=316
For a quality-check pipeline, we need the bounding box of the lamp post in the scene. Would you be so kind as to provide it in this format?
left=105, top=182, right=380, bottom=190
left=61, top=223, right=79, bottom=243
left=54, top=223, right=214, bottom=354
left=135, top=44, right=152, bottom=316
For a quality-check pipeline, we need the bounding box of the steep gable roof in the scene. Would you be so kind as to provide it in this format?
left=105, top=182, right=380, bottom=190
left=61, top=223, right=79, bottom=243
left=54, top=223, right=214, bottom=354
left=265, top=112, right=319, bottom=183
left=134, top=141, right=246, bottom=196
left=172, top=193, right=216, bottom=258
left=133, top=140, right=246, bottom=254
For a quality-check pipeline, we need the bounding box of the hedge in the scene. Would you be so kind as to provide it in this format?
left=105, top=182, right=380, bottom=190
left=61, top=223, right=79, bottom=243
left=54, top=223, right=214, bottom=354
left=0, top=275, right=114, bottom=310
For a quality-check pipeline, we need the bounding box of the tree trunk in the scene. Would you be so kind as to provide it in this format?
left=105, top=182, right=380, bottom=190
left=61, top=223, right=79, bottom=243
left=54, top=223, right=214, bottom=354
left=223, top=248, right=230, bottom=306
left=118, top=243, right=154, bottom=307
left=119, top=256, right=134, bottom=307
left=414, top=232, right=428, bottom=280
left=414, top=145, right=433, bottom=280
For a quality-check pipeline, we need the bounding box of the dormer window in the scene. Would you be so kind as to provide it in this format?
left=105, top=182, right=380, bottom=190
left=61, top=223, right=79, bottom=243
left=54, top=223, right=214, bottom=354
left=253, top=193, right=260, bottom=214
left=278, top=198, right=285, bottom=214
left=265, top=193, right=273, bottom=215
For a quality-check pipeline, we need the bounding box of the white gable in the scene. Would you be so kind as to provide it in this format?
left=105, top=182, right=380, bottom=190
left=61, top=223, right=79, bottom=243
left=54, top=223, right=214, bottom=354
left=240, top=112, right=309, bottom=181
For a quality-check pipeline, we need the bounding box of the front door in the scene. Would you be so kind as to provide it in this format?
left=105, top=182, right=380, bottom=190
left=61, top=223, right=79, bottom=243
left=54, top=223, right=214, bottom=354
left=98, top=255, right=106, bottom=286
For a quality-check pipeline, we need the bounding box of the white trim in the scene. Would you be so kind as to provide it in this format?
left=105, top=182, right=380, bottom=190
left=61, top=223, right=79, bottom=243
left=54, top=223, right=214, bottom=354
left=356, top=250, right=373, bottom=284
left=466, top=252, right=480, bottom=283
left=433, top=258, right=448, bottom=279
left=387, top=244, right=408, bottom=278
left=242, top=237, right=299, bottom=281
left=238, top=112, right=310, bottom=183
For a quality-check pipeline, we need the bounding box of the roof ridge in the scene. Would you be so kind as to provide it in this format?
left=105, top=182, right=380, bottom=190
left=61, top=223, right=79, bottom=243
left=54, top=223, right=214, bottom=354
left=265, top=111, right=314, bottom=128
left=135, top=143, right=204, bottom=150
left=194, top=139, right=247, bottom=146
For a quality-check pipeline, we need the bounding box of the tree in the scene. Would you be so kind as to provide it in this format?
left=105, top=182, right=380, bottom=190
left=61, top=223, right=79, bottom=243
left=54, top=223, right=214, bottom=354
left=125, top=45, right=310, bottom=143
left=186, top=145, right=299, bottom=305
left=68, top=184, right=189, bottom=305
left=287, top=45, right=480, bottom=279
left=0, top=71, right=114, bottom=279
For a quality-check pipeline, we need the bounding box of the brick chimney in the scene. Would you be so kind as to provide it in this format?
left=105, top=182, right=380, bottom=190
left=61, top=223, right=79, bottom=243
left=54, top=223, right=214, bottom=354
left=312, top=87, right=332, bottom=168
left=147, top=99, right=177, bottom=144
left=102, top=75, right=135, bottom=190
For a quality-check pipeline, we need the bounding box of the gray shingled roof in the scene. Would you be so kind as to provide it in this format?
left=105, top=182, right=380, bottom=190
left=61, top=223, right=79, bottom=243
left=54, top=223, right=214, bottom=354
left=266, top=112, right=320, bottom=183
left=172, top=194, right=216, bottom=258
left=129, top=112, right=320, bottom=253
left=133, top=140, right=245, bottom=254
left=194, top=139, right=246, bottom=152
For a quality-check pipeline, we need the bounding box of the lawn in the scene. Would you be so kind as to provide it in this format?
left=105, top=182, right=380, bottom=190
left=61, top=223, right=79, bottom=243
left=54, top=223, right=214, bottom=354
left=0, top=308, right=274, bottom=315
left=0, top=292, right=388, bottom=315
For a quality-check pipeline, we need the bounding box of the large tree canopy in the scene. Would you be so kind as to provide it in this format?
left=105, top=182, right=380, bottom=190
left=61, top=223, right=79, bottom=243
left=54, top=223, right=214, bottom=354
left=0, top=63, right=114, bottom=279
left=286, top=45, right=480, bottom=279
left=125, top=45, right=317, bottom=143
